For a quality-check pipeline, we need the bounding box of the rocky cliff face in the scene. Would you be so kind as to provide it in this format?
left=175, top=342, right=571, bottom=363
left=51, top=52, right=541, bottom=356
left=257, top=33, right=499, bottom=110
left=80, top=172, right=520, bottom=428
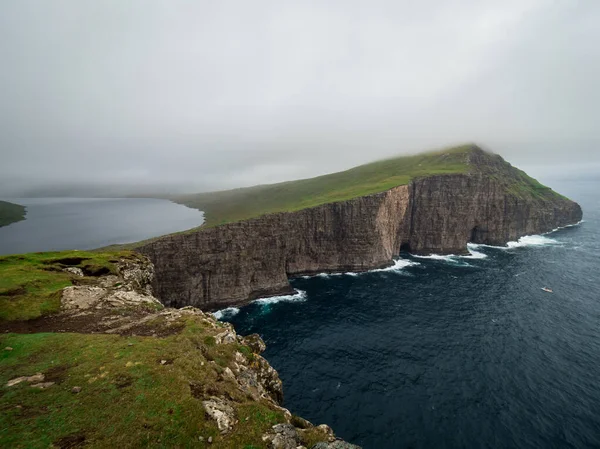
left=139, top=151, right=582, bottom=310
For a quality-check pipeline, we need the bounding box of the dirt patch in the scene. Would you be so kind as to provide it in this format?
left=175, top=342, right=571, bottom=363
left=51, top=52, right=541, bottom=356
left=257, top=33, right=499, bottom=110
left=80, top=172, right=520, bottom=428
left=80, top=265, right=111, bottom=277
left=0, top=308, right=185, bottom=339
left=113, top=373, right=134, bottom=389
left=0, top=403, right=49, bottom=419
left=189, top=381, right=219, bottom=399
left=45, top=365, right=70, bottom=384
left=0, top=286, right=26, bottom=296
left=53, top=432, right=86, bottom=448
left=118, top=319, right=185, bottom=338
left=45, top=257, right=90, bottom=266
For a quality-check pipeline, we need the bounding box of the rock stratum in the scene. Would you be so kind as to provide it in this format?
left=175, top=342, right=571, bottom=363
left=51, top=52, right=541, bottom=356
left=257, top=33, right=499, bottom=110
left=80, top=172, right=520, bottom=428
left=138, top=146, right=582, bottom=310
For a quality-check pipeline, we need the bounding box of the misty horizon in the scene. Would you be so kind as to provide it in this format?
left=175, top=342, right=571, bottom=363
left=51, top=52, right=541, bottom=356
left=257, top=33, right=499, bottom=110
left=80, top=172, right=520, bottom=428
left=2, top=1, right=599, bottom=197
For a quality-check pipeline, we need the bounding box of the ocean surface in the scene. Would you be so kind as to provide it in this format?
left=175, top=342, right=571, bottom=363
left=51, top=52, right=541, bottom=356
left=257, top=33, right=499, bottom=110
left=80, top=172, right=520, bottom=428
left=219, top=179, right=600, bottom=449
left=0, top=198, right=204, bottom=255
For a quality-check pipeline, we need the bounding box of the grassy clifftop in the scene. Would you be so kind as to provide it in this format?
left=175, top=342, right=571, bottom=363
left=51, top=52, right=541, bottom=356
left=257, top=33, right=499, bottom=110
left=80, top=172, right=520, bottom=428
left=173, top=144, right=474, bottom=227
left=0, top=200, right=26, bottom=227
left=172, top=144, right=567, bottom=229
left=0, top=251, right=342, bottom=449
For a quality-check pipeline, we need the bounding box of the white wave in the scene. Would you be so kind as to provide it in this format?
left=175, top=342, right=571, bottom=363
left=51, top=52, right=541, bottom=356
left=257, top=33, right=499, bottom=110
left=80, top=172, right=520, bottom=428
left=413, top=253, right=457, bottom=261
left=298, top=258, right=418, bottom=278
left=547, top=220, right=584, bottom=234
left=506, top=235, right=561, bottom=248
left=253, top=289, right=307, bottom=305
left=412, top=246, right=485, bottom=263
left=464, top=244, right=488, bottom=259
left=371, top=258, right=419, bottom=272
left=212, top=307, right=240, bottom=320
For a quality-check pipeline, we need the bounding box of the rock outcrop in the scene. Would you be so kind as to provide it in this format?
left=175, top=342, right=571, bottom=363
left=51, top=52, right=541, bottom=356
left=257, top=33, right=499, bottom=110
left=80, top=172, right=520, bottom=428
left=139, top=148, right=582, bottom=310
left=2, top=257, right=361, bottom=448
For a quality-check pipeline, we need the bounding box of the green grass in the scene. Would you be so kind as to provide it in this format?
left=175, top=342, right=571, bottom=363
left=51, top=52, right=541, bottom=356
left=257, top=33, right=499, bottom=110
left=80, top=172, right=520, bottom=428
left=0, top=251, right=332, bottom=448
left=173, top=144, right=474, bottom=227
left=0, top=250, right=144, bottom=321
left=0, top=318, right=305, bottom=449
left=0, top=200, right=26, bottom=227
left=171, top=143, right=568, bottom=230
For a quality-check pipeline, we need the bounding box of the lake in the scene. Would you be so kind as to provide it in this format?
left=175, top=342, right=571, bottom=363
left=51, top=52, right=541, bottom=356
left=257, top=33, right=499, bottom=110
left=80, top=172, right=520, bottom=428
left=0, top=198, right=204, bottom=255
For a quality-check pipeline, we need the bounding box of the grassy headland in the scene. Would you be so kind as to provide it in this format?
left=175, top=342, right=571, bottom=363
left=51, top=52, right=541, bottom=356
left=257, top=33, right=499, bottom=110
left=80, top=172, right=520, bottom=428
left=173, top=145, right=473, bottom=227
left=171, top=144, right=566, bottom=228
left=0, top=251, right=333, bottom=448
left=0, top=200, right=26, bottom=227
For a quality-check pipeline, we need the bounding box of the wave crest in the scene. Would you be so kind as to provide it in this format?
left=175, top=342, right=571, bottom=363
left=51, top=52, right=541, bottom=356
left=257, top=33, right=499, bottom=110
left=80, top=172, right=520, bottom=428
left=212, top=307, right=240, bottom=320
left=254, top=289, right=307, bottom=305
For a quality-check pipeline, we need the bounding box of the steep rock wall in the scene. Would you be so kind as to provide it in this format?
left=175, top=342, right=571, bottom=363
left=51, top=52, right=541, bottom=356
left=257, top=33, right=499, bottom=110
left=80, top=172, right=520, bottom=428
left=139, top=176, right=582, bottom=310
left=139, top=185, right=411, bottom=309
left=406, top=174, right=582, bottom=254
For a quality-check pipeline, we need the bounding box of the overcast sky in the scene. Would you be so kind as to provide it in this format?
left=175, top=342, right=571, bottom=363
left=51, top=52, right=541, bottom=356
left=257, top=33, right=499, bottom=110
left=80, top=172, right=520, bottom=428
left=1, top=0, right=599, bottom=195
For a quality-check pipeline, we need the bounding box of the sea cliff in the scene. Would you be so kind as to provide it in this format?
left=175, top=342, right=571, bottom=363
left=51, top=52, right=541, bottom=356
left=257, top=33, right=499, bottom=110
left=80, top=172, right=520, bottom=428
left=138, top=147, right=582, bottom=310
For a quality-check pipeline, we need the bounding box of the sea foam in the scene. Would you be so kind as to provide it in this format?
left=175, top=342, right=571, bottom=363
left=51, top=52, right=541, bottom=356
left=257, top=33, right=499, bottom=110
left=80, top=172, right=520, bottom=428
left=212, top=307, right=240, bottom=320
left=505, top=235, right=561, bottom=248
left=299, top=259, right=417, bottom=279
left=412, top=245, right=487, bottom=264
left=253, top=289, right=307, bottom=305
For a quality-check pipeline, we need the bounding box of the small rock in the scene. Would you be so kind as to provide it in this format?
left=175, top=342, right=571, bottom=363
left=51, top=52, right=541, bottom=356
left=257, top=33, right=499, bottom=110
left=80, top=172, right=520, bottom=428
left=198, top=436, right=204, bottom=442
left=208, top=436, right=213, bottom=444
left=202, top=398, right=236, bottom=433
left=30, top=382, right=54, bottom=389
left=315, top=424, right=336, bottom=443
left=242, top=333, right=266, bottom=353
left=160, top=360, right=167, bottom=365
left=215, top=330, right=237, bottom=345
left=63, top=267, right=84, bottom=277
left=72, top=386, right=82, bottom=394
left=262, top=423, right=299, bottom=449
left=4, top=346, right=13, bottom=351
left=221, top=367, right=237, bottom=382
left=128, top=343, right=134, bottom=346
left=6, top=373, right=45, bottom=387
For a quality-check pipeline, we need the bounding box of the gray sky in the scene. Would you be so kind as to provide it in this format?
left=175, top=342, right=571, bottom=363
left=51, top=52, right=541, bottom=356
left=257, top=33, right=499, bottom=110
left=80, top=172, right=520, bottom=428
left=1, top=0, right=599, bottom=195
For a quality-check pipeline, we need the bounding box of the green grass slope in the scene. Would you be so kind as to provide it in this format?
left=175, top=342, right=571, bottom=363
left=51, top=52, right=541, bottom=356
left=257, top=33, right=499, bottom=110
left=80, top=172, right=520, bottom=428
left=0, top=251, right=333, bottom=448
left=174, top=144, right=473, bottom=227
left=0, top=326, right=298, bottom=448
left=0, top=200, right=26, bottom=227
left=171, top=144, right=570, bottom=229
left=0, top=250, right=143, bottom=321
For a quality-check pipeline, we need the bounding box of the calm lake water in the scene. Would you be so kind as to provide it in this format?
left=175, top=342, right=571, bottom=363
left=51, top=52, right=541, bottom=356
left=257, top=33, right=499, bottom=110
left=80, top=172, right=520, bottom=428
left=219, top=179, right=600, bottom=449
left=0, top=198, right=204, bottom=255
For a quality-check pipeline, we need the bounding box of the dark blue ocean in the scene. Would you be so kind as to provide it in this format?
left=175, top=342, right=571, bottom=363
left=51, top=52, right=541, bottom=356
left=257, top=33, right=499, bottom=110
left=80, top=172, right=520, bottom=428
left=219, top=179, right=600, bottom=449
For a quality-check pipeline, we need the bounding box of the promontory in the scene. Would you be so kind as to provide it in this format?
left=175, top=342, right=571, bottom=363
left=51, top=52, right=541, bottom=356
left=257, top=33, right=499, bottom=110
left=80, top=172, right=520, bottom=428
left=136, top=144, right=582, bottom=310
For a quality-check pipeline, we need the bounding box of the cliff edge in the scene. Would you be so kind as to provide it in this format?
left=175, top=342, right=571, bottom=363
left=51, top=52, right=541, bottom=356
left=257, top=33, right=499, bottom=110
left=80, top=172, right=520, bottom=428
left=0, top=252, right=359, bottom=448
left=138, top=145, right=582, bottom=310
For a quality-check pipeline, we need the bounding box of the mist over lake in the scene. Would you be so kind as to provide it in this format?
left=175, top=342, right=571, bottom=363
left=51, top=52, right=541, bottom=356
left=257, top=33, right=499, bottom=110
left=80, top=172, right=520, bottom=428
left=0, top=198, right=204, bottom=255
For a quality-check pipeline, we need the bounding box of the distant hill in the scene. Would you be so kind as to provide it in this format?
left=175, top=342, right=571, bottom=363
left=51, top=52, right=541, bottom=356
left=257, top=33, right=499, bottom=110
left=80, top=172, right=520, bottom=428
left=0, top=200, right=26, bottom=227
left=172, top=144, right=566, bottom=228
